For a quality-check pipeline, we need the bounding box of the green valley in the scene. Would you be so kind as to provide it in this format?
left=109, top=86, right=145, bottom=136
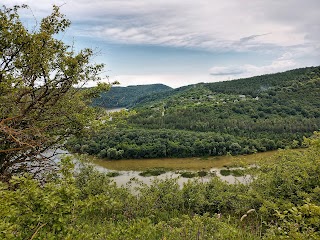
left=68, top=66, right=320, bottom=159
left=2, top=4, right=320, bottom=240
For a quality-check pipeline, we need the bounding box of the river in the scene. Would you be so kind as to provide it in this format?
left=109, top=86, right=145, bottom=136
left=89, top=151, right=281, bottom=186
left=51, top=149, right=292, bottom=187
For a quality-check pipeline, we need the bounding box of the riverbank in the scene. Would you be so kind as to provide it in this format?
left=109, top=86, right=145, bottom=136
left=91, top=148, right=306, bottom=171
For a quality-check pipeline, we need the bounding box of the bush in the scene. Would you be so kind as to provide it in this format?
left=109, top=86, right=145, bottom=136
left=139, top=168, right=167, bottom=177
left=220, top=169, right=231, bottom=176
left=180, top=171, right=197, bottom=178
left=197, top=170, right=208, bottom=177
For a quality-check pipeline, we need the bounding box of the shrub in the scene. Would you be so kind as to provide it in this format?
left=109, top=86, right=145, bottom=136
left=220, top=169, right=231, bottom=176
left=139, top=168, right=167, bottom=177
left=180, top=171, right=197, bottom=178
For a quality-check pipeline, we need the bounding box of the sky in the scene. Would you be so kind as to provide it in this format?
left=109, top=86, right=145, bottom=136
left=3, top=0, right=320, bottom=88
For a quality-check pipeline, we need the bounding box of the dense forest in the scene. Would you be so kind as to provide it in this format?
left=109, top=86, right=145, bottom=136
left=124, top=66, right=320, bottom=106
left=92, top=84, right=172, bottom=108
left=68, top=66, right=320, bottom=159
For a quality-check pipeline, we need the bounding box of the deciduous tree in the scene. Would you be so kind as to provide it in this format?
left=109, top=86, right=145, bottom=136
left=0, top=5, right=108, bottom=181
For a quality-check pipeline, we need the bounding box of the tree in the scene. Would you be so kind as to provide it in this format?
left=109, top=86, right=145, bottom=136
left=0, top=5, right=109, bottom=181
left=229, top=142, right=241, bottom=155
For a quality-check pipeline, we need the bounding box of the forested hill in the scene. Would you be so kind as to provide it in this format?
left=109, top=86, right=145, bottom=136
left=129, top=65, right=320, bottom=134
left=204, top=66, right=320, bottom=95
left=93, top=84, right=172, bottom=108
left=93, top=66, right=319, bottom=109
left=68, top=66, right=320, bottom=160
left=133, top=66, right=320, bottom=107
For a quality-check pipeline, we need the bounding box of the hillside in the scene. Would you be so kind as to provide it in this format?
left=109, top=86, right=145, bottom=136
left=68, top=66, right=320, bottom=159
left=133, top=66, right=320, bottom=107
left=93, top=84, right=172, bottom=108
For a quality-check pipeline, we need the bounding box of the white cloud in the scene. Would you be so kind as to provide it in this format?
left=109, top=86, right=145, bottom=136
left=93, top=53, right=301, bottom=88
left=3, top=0, right=319, bottom=88
left=4, top=0, right=319, bottom=53
left=209, top=53, right=299, bottom=81
left=103, top=53, right=300, bottom=87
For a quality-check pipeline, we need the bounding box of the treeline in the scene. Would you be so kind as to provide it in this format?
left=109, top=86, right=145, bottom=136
left=66, top=128, right=303, bottom=159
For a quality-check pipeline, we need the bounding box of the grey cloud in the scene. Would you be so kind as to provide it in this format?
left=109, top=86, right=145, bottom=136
left=239, top=33, right=271, bottom=43
left=304, top=24, right=320, bottom=42
left=3, top=0, right=320, bottom=58
left=209, top=66, right=246, bottom=76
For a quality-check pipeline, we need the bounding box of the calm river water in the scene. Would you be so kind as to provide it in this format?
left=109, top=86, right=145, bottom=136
left=51, top=149, right=284, bottom=187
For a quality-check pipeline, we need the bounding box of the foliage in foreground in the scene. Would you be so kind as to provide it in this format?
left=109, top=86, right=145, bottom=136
left=0, top=134, right=320, bottom=239
left=0, top=5, right=109, bottom=182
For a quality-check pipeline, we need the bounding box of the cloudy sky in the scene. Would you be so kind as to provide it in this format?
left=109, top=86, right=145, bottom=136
left=3, top=0, right=320, bottom=88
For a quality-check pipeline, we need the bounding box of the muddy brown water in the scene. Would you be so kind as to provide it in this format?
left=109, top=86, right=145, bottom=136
left=91, top=151, right=283, bottom=186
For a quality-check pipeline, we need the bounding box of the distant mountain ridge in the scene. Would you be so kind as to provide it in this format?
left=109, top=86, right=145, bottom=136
left=94, top=66, right=320, bottom=109
left=133, top=66, right=320, bottom=107
left=93, top=84, right=172, bottom=108
left=69, top=65, right=320, bottom=160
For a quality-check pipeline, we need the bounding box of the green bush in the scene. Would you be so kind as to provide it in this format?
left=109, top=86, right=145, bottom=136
left=197, top=170, right=208, bottom=177
left=180, top=171, right=197, bottom=178
left=139, top=168, right=167, bottom=177
left=220, top=169, right=231, bottom=176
